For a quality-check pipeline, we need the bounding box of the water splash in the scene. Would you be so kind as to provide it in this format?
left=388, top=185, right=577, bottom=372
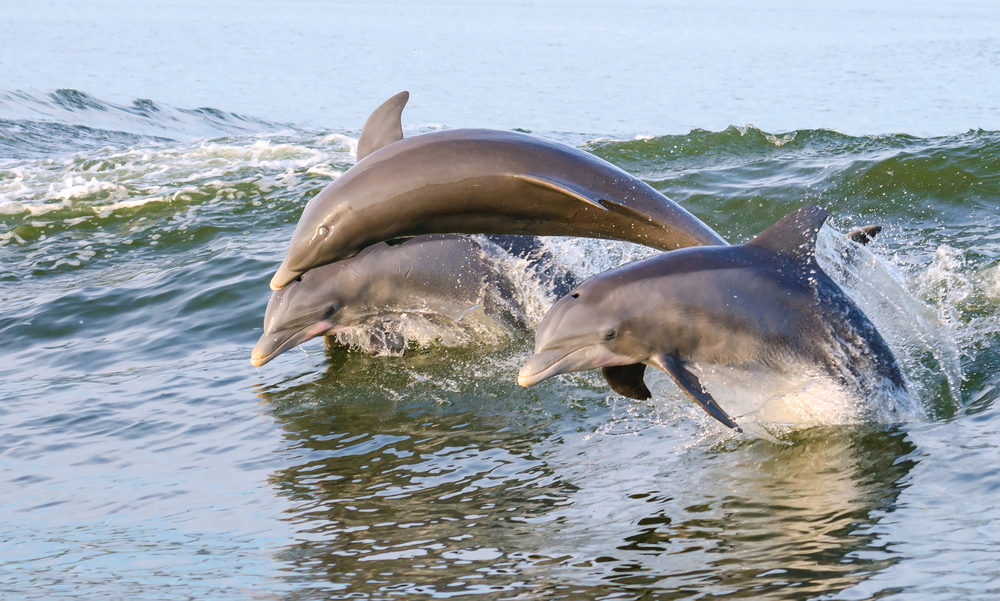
left=817, top=227, right=963, bottom=416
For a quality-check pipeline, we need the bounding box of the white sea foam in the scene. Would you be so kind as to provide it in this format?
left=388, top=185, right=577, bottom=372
left=319, top=133, right=358, bottom=157
left=306, top=165, right=343, bottom=178
left=697, top=363, right=922, bottom=429
left=912, top=245, right=972, bottom=314
left=984, top=266, right=1000, bottom=300
left=0, top=132, right=354, bottom=231
left=51, top=176, right=123, bottom=200
left=323, top=306, right=512, bottom=356
left=0, top=200, right=27, bottom=215
left=814, top=228, right=961, bottom=413
left=96, top=196, right=171, bottom=216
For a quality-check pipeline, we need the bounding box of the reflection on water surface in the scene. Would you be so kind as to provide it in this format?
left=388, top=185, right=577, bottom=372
left=258, top=346, right=918, bottom=598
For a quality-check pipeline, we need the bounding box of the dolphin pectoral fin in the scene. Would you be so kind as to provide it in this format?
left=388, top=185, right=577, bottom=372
left=650, top=354, right=742, bottom=432
left=602, top=364, right=652, bottom=400
left=514, top=174, right=608, bottom=212
left=357, top=91, right=409, bottom=161
left=845, top=224, right=882, bottom=245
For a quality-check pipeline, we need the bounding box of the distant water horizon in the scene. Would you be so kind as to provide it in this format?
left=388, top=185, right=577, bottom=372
left=2, top=0, right=998, bottom=137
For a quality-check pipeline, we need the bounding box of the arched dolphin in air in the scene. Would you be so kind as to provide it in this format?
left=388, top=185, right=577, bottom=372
left=517, top=207, right=905, bottom=432
left=269, top=92, right=726, bottom=290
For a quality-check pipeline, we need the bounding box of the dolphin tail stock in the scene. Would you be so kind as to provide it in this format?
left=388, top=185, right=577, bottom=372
left=845, top=224, right=882, bottom=245
left=750, top=206, right=881, bottom=250
left=648, top=353, right=743, bottom=432
left=602, top=364, right=652, bottom=400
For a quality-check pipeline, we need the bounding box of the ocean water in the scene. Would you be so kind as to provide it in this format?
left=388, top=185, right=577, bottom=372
left=3, top=1, right=1000, bottom=599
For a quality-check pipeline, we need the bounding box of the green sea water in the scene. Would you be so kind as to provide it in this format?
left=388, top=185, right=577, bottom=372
left=3, top=1, right=1000, bottom=599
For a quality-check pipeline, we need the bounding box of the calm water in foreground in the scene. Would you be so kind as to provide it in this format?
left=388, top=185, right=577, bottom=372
left=3, top=1, right=1000, bottom=599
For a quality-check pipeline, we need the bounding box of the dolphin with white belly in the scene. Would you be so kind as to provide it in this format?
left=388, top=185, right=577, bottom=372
left=252, top=234, right=551, bottom=367
left=517, top=206, right=905, bottom=431
left=269, top=92, right=726, bottom=290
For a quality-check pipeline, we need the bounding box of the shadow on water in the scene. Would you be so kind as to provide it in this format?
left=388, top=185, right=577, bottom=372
left=254, top=344, right=920, bottom=599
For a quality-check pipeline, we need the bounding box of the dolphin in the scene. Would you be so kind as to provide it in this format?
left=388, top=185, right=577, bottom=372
left=846, top=224, right=882, bottom=245
left=516, top=206, right=905, bottom=432
left=268, top=91, right=726, bottom=290
left=251, top=234, right=564, bottom=367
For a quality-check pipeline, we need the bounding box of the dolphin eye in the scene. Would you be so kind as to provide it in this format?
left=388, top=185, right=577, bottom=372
left=323, top=305, right=337, bottom=318
left=317, top=226, right=330, bottom=237
left=604, top=329, right=616, bottom=340
left=570, top=292, right=580, bottom=299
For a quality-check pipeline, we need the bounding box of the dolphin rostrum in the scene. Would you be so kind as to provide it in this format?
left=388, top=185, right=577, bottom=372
left=269, top=92, right=726, bottom=290
left=516, top=206, right=905, bottom=432
left=252, top=234, right=563, bottom=367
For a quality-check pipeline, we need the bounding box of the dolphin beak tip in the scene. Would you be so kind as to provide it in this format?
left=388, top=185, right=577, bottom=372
left=270, top=263, right=301, bottom=291
left=251, top=338, right=273, bottom=368
left=516, top=365, right=543, bottom=387
left=516, top=365, right=531, bottom=387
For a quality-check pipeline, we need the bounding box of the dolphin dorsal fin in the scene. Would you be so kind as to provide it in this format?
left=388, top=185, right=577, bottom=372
left=747, top=206, right=828, bottom=262
left=357, top=91, right=409, bottom=161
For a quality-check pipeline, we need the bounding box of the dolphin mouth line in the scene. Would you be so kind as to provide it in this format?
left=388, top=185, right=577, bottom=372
left=251, top=321, right=336, bottom=367
left=518, top=345, right=602, bottom=387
